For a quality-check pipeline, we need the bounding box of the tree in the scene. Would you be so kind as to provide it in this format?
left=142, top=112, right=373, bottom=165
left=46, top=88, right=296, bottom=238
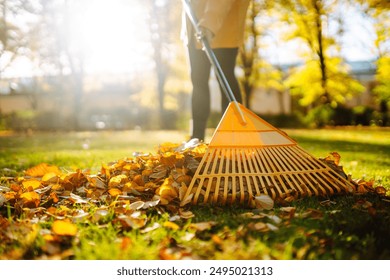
left=239, top=0, right=262, bottom=109
left=0, top=0, right=36, bottom=78
left=239, top=0, right=287, bottom=113
left=148, top=0, right=182, bottom=129
left=356, top=0, right=390, bottom=125
left=278, top=0, right=364, bottom=125
left=27, top=0, right=88, bottom=130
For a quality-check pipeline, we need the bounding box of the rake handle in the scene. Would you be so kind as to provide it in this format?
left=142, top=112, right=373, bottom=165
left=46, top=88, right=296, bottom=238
left=182, top=0, right=247, bottom=125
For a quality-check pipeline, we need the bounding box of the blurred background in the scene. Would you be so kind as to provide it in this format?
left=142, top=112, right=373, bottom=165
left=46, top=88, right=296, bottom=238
left=0, top=0, right=389, bottom=133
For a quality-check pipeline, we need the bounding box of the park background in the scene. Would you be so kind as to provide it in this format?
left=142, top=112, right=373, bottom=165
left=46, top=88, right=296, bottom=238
left=0, top=0, right=390, bottom=261
left=0, top=0, right=388, bottom=133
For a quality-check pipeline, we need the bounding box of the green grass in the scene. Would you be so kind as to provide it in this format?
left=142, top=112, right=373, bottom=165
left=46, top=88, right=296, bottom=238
left=0, top=130, right=188, bottom=174
left=0, top=128, right=389, bottom=260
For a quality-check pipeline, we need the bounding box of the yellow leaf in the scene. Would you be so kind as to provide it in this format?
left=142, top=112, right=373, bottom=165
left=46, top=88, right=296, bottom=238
left=158, top=142, right=180, bottom=153
left=25, top=163, right=61, bottom=177
left=52, top=220, right=78, bottom=236
left=42, top=172, right=59, bottom=184
left=20, top=191, right=40, bottom=208
left=108, top=174, right=128, bottom=188
left=22, top=179, right=42, bottom=190
left=108, top=188, right=122, bottom=197
left=160, top=152, right=175, bottom=166
left=163, top=221, right=180, bottom=230
left=156, top=178, right=178, bottom=204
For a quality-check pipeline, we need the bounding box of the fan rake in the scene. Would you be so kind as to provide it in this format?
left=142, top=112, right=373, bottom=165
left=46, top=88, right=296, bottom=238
left=181, top=103, right=354, bottom=206
left=181, top=0, right=354, bottom=206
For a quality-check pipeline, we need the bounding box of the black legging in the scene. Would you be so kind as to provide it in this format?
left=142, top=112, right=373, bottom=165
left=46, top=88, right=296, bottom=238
left=188, top=42, right=242, bottom=140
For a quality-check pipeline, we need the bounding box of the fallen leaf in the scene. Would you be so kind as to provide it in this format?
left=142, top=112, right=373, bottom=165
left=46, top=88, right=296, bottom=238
left=42, top=172, right=59, bottom=184
left=140, top=222, right=161, bottom=233
left=120, top=237, right=132, bottom=251
left=266, top=223, right=279, bottom=231
left=179, top=209, right=195, bottom=219
left=211, top=234, right=223, bottom=245
left=108, top=188, right=122, bottom=197
left=189, top=221, right=217, bottom=232
left=22, top=179, right=42, bottom=190
left=19, top=191, right=40, bottom=208
left=25, top=163, right=61, bottom=177
left=249, top=222, right=269, bottom=232
left=156, top=178, right=178, bottom=205
left=375, top=186, right=386, bottom=196
left=0, top=193, right=6, bottom=206
left=163, top=221, right=180, bottom=230
left=254, top=194, right=274, bottom=210
left=142, top=199, right=160, bottom=209
left=52, top=220, right=78, bottom=236
left=129, top=201, right=145, bottom=211
left=108, top=174, right=128, bottom=188
left=117, top=214, right=147, bottom=230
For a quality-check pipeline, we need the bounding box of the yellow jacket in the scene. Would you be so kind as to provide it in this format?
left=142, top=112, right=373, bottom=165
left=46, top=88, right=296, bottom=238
left=183, top=0, right=250, bottom=49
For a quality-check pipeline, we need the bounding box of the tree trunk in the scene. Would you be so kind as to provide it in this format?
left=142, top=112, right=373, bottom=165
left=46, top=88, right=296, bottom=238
left=313, top=0, right=329, bottom=105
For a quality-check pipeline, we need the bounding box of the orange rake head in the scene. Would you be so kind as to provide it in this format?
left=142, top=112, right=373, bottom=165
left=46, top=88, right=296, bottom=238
left=181, top=102, right=354, bottom=207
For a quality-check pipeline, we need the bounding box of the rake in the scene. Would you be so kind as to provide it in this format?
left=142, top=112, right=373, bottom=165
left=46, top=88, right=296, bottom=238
left=181, top=0, right=354, bottom=206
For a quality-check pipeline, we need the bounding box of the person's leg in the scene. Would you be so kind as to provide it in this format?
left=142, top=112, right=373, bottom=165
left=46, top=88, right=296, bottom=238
left=214, top=48, right=242, bottom=113
left=188, top=42, right=211, bottom=141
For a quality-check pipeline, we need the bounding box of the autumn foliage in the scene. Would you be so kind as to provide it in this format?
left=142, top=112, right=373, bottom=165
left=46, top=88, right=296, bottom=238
left=0, top=141, right=388, bottom=259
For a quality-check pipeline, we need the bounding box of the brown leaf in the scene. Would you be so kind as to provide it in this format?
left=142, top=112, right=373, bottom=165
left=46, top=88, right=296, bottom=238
left=375, top=186, right=386, bottom=196
left=253, top=194, right=274, bottom=210
left=140, top=222, right=161, bottom=233
left=19, top=191, right=40, bottom=208
left=129, top=201, right=145, bottom=211
left=87, top=175, right=106, bottom=189
left=179, top=208, right=195, bottom=219
left=249, top=222, right=269, bottom=232
left=189, top=221, right=217, bottom=232
left=117, top=214, right=147, bottom=230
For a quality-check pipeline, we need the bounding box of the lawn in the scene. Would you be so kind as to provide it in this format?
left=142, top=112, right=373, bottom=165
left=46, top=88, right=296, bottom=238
left=0, top=128, right=389, bottom=260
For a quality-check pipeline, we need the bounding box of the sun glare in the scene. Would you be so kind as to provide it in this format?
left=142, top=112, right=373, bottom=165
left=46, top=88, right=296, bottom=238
left=77, top=0, right=153, bottom=75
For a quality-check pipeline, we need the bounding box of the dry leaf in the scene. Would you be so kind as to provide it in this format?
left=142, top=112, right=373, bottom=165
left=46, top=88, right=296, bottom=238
left=375, top=186, right=386, bottom=196
left=140, top=222, right=160, bottom=233
left=108, top=174, right=128, bottom=188
left=266, top=223, right=279, bottom=231
left=117, top=214, right=147, bottom=230
left=0, top=193, right=6, bottom=207
left=108, top=188, right=122, bottom=197
left=143, top=199, right=160, bottom=209
left=87, top=175, right=106, bottom=189
left=52, top=220, right=77, bottom=236
left=163, top=221, right=180, bottom=230
left=19, top=191, right=40, bottom=208
left=179, top=209, right=195, bottom=219
left=254, top=194, right=274, bottom=210
left=69, top=193, right=89, bottom=204
left=156, top=178, right=178, bottom=205
left=189, top=221, right=217, bottom=231
left=129, top=201, right=145, bottom=211
left=22, top=179, right=42, bottom=190
left=25, top=163, right=61, bottom=177
left=250, top=222, right=269, bottom=232
left=42, top=172, right=59, bottom=184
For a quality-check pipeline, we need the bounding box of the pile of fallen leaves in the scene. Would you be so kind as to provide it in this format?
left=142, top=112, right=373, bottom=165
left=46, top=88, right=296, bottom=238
left=0, top=141, right=388, bottom=259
